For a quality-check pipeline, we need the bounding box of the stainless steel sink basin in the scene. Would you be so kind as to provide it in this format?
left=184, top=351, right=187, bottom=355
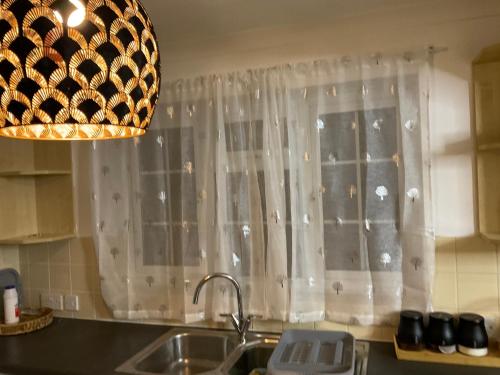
left=116, top=329, right=241, bottom=375
left=220, top=332, right=280, bottom=374
left=116, top=328, right=369, bottom=375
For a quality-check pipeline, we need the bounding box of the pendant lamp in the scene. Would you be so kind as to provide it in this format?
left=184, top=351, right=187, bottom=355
left=0, top=0, right=160, bottom=140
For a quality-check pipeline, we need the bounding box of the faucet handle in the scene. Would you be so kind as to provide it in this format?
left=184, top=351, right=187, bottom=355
left=243, top=314, right=262, bottom=332
left=220, top=313, right=244, bottom=336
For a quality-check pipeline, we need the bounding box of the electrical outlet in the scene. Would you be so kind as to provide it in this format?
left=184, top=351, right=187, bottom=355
left=40, top=293, right=64, bottom=310
left=64, top=295, right=79, bottom=311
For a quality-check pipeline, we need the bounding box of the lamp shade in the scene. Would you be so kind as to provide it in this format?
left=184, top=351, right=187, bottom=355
left=0, top=0, right=160, bottom=140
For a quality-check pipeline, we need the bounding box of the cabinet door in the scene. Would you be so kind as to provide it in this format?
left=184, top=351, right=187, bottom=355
left=474, top=45, right=500, bottom=241
left=475, top=61, right=500, bottom=146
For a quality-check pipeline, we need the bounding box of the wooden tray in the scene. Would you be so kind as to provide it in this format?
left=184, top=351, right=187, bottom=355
left=394, top=336, right=500, bottom=368
left=0, top=308, right=53, bottom=336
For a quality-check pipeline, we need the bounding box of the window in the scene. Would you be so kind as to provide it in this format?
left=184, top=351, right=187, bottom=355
left=136, top=76, right=410, bottom=275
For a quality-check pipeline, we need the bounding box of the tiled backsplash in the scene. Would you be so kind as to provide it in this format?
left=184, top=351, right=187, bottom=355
left=0, top=235, right=499, bottom=342
left=434, top=236, right=500, bottom=317
left=14, top=238, right=112, bottom=320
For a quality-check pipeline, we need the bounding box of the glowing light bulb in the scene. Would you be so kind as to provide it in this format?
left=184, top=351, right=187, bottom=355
left=53, top=10, right=63, bottom=23
left=53, top=0, right=86, bottom=26
left=68, top=0, right=85, bottom=26
left=67, top=7, right=85, bottom=26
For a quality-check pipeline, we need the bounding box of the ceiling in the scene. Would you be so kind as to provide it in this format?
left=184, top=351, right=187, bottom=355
left=140, top=0, right=500, bottom=79
left=141, top=0, right=427, bottom=45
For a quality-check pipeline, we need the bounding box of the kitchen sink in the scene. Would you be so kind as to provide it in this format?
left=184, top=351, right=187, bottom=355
left=116, top=329, right=241, bottom=375
left=225, top=345, right=275, bottom=375
left=116, top=328, right=369, bottom=375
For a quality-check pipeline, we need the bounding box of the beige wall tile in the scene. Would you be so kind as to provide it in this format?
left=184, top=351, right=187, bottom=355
left=22, top=288, right=31, bottom=309
left=19, top=248, right=29, bottom=264
left=30, top=263, right=49, bottom=289
left=30, top=289, right=45, bottom=309
left=435, top=237, right=456, bottom=272
left=71, top=264, right=98, bottom=292
left=457, top=273, right=499, bottom=313
left=54, top=310, right=74, bottom=318
left=94, top=292, right=113, bottom=320
left=347, top=325, right=393, bottom=342
left=252, top=320, right=283, bottom=333
left=48, top=240, right=70, bottom=264
left=28, top=243, right=49, bottom=264
left=432, top=272, right=458, bottom=312
left=315, top=321, right=348, bottom=332
left=283, top=322, right=315, bottom=330
left=70, top=237, right=97, bottom=266
left=73, top=292, right=96, bottom=319
left=19, top=262, right=30, bottom=289
left=49, top=264, right=71, bottom=291
left=0, top=246, right=20, bottom=270
left=456, top=236, right=497, bottom=273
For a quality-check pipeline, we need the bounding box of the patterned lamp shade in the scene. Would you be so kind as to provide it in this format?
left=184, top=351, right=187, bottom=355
left=0, top=0, right=160, bottom=140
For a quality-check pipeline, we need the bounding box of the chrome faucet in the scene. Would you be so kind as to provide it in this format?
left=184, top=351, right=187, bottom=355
left=193, top=273, right=253, bottom=344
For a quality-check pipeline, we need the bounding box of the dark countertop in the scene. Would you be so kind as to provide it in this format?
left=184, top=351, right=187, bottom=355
left=0, top=318, right=168, bottom=375
left=0, top=318, right=498, bottom=375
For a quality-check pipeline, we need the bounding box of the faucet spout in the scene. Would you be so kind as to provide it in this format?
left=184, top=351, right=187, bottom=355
left=192, top=273, right=250, bottom=343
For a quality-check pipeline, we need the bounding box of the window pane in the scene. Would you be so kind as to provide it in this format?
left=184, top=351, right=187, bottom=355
left=139, top=174, right=168, bottom=223
left=167, top=127, right=195, bottom=171
left=226, top=171, right=265, bottom=222
left=361, top=161, right=399, bottom=221
left=319, top=112, right=356, bottom=162
left=324, top=223, right=361, bottom=271
left=170, top=172, right=197, bottom=222
left=321, top=165, right=358, bottom=221
left=225, top=120, right=264, bottom=151
left=142, top=225, right=169, bottom=266
left=365, top=223, right=401, bottom=272
left=139, top=129, right=167, bottom=172
left=172, top=224, right=200, bottom=266
left=359, top=107, right=398, bottom=160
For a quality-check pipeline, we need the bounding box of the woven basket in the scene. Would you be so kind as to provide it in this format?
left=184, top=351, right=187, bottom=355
left=0, top=308, right=53, bottom=336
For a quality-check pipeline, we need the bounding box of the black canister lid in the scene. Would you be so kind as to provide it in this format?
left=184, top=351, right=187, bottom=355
left=400, top=310, right=423, bottom=320
left=459, top=313, right=484, bottom=324
left=429, top=312, right=454, bottom=322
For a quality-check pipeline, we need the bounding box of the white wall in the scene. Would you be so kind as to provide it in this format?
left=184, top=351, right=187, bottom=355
left=157, top=0, right=500, bottom=237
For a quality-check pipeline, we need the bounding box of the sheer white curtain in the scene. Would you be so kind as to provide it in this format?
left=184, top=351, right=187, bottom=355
left=81, top=51, right=434, bottom=325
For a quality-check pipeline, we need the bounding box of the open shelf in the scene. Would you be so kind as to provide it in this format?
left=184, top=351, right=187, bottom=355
left=0, top=233, right=75, bottom=246
left=0, top=138, right=71, bottom=174
left=0, top=139, right=74, bottom=246
left=474, top=44, right=500, bottom=242
left=478, top=143, right=500, bottom=152
left=482, top=233, right=500, bottom=242
left=0, top=170, right=72, bottom=177
left=477, top=142, right=500, bottom=242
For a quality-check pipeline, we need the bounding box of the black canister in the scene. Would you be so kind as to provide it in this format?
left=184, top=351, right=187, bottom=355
left=397, top=310, right=425, bottom=350
left=426, top=312, right=456, bottom=352
left=457, top=313, right=488, bottom=356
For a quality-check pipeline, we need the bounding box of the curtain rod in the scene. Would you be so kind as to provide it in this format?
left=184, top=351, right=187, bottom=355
left=318, top=45, right=448, bottom=66
left=427, top=45, right=449, bottom=55
left=166, top=46, right=448, bottom=86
